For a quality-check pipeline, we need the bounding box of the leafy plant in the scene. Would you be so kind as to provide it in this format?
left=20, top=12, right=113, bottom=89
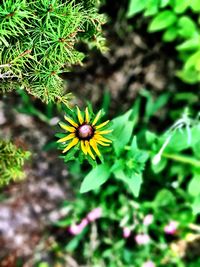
left=127, top=0, right=200, bottom=84
left=49, top=94, right=200, bottom=267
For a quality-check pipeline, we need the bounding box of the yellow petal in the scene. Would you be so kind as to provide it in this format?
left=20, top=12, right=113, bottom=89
left=81, top=140, right=87, bottom=155
left=59, top=122, right=76, bottom=133
left=96, top=140, right=110, bottom=146
left=90, top=139, right=101, bottom=157
left=76, top=106, right=84, bottom=124
left=95, top=134, right=112, bottom=143
left=64, top=116, right=78, bottom=128
left=85, top=107, right=90, bottom=123
left=57, top=133, right=75, bottom=143
left=92, top=110, right=101, bottom=126
left=62, top=138, right=79, bottom=153
left=96, top=129, right=113, bottom=135
left=95, top=120, right=110, bottom=129
left=85, top=140, right=95, bottom=160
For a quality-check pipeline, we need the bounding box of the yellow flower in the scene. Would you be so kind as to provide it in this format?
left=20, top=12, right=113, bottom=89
left=58, top=107, right=112, bottom=160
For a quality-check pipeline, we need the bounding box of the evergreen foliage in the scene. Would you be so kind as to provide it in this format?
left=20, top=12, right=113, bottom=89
left=0, top=140, right=30, bottom=186
left=0, top=0, right=106, bottom=103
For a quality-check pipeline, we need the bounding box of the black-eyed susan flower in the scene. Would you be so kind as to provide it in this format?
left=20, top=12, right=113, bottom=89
left=57, top=107, right=112, bottom=160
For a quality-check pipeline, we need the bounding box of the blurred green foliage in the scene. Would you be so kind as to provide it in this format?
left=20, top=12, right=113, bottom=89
left=0, top=140, right=30, bottom=186
left=127, top=0, right=200, bottom=84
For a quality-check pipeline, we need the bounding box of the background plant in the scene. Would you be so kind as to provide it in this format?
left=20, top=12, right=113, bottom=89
left=40, top=92, right=200, bottom=267
left=0, top=140, right=30, bottom=186
left=127, top=0, right=200, bottom=84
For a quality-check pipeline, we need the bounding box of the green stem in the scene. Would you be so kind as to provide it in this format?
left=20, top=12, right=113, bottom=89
left=162, top=152, right=200, bottom=167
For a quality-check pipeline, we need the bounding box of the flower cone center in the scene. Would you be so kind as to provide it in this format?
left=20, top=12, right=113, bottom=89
left=77, top=124, right=94, bottom=140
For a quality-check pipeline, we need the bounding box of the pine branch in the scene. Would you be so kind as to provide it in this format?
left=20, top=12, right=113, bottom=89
left=0, top=0, right=106, bottom=103
left=0, top=140, right=31, bottom=186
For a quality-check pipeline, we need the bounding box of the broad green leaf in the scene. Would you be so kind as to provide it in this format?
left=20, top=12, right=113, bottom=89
left=174, top=0, right=189, bottom=13
left=112, top=109, right=136, bottom=156
left=153, top=189, right=176, bottom=207
left=190, top=0, right=200, bottom=12
left=184, top=51, right=200, bottom=71
left=160, top=0, right=170, bottom=8
left=127, top=0, right=146, bottom=18
left=191, top=195, right=200, bottom=215
left=177, top=16, right=196, bottom=39
left=127, top=173, right=143, bottom=197
left=145, top=92, right=170, bottom=120
left=145, top=131, right=157, bottom=145
left=148, top=11, right=177, bottom=32
left=163, top=26, right=178, bottom=42
left=162, top=125, right=200, bottom=153
left=176, top=36, right=200, bottom=51
left=176, top=68, right=199, bottom=84
left=192, top=140, right=200, bottom=159
left=80, top=164, right=110, bottom=193
left=188, top=174, right=200, bottom=197
left=114, top=169, right=142, bottom=197
left=144, top=0, right=159, bottom=16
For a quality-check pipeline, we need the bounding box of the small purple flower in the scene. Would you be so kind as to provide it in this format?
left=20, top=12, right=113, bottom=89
left=68, top=218, right=88, bottom=235
left=123, top=227, right=131, bottom=238
left=135, top=234, right=150, bottom=245
left=164, top=221, right=178, bottom=235
left=143, top=214, right=154, bottom=226
left=142, top=260, right=156, bottom=267
left=87, top=207, right=102, bottom=222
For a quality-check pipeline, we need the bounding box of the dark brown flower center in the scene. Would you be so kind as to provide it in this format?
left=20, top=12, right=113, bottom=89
left=77, top=124, right=94, bottom=140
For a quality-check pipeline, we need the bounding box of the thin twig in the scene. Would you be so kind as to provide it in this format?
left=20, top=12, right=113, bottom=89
left=0, top=64, right=11, bottom=68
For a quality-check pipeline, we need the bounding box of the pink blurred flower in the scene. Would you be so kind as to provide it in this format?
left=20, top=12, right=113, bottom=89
left=135, top=234, right=150, bottom=245
left=68, top=218, right=88, bottom=235
left=143, top=214, right=154, bottom=226
left=142, top=260, right=156, bottom=267
left=87, top=207, right=102, bottom=222
left=164, top=221, right=178, bottom=235
left=123, top=227, right=131, bottom=238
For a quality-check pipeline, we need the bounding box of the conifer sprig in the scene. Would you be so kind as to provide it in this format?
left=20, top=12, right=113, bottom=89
left=0, top=140, right=31, bottom=186
left=0, top=0, right=106, bottom=103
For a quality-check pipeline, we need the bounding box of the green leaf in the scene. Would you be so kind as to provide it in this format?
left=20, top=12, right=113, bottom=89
left=176, top=36, right=200, bottom=51
left=188, top=174, right=200, bottom=197
left=177, top=16, right=196, bottom=39
left=191, top=195, right=200, bottom=215
left=148, top=11, right=177, bottom=32
left=145, top=131, right=157, bottom=145
left=114, top=169, right=142, bottom=197
left=184, top=51, right=200, bottom=71
left=160, top=0, right=170, bottom=8
left=153, top=189, right=176, bottom=207
left=163, top=26, right=178, bottom=42
left=144, top=0, right=159, bottom=16
left=112, top=109, right=135, bottom=156
left=80, top=164, right=111, bottom=193
left=127, top=173, right=143, bottom=197
left=174, top=0, right=189, bottom=13
left=142, top=91, right=170, bottom=120
left=190, top=0, right=200, bottom=12
left=176, top=68, right=199, bottom=84
left=127, top=0, right=146, bottom=18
